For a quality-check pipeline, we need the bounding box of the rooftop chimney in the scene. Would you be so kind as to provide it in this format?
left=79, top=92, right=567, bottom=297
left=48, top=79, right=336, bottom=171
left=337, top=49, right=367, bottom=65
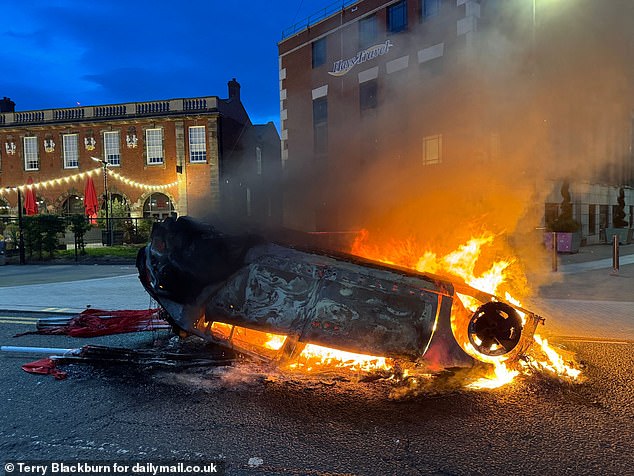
left=0, top=97, right=15, bottom=113
left=228, top=78, right=240, bottom=101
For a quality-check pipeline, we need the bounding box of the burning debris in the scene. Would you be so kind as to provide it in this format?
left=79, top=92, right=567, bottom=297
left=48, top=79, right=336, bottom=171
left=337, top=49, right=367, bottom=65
left=136, top=217, right=576, bottom=389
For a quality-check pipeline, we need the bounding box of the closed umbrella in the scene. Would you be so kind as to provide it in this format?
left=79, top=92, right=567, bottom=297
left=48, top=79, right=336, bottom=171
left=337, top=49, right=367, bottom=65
left=84, top=176, right=99, bottom=222
left=24, top=177, right=38, bottom=215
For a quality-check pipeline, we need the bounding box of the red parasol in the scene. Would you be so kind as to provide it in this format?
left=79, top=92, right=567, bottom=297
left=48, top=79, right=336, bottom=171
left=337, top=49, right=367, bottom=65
left=24, top=177, right=38, bottom=215
left=84, top=176, right=99, bottom=221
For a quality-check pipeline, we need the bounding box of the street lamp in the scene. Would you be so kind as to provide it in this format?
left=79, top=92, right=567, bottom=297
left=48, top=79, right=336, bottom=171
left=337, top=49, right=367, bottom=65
left=14, top=187, right=25, bottom=264
left=91, top=156, right=111, bottom=245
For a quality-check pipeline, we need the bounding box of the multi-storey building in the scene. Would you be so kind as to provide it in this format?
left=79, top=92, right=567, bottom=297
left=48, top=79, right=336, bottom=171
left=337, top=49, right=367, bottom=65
left=278, top=0, right=634, bottom=243
left=0, top=79, right=282, bottom=227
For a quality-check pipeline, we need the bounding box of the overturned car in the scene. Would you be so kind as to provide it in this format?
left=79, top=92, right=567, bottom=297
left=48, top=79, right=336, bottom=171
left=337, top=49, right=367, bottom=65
left=137, top=217, right=543, bottom=373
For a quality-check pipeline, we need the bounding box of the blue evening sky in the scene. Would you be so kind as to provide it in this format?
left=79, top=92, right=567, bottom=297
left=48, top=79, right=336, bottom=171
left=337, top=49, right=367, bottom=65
left=1, top=0, right=334, bottom=130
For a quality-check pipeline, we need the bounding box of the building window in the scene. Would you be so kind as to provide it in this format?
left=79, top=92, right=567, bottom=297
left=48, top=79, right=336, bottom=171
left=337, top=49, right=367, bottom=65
left=63, top=134, right=79, bottom=169
left=599, top=204, right=609, bottom=229
left=61, top=194, right=84, bottom=215
left=313, top=97, right=328, bottom=154
left=256, top=146, right=262, bottom=175
left=188, top=126, right=207, bottom=163
left=23, top=136, right=39, bottom=171
left=104, top=131, right=120, bottom=166
left=312, top=37, right=327, bottom=68
left=387, top=0, right=408, bottom=33
left=422, top=134, right=442, bottom=165
left=143, top=192, right=174, bottom=219
left=544, top=203, right=559, bottom=228
left=145, top=128, right=164, bottom=164
left=360, top=79, right=378, bottom=111
left=588, top=204, right=596, bottom=235
left=421, top=0, right=440, bottom=19
left=359, top=14, right=378, bottom=49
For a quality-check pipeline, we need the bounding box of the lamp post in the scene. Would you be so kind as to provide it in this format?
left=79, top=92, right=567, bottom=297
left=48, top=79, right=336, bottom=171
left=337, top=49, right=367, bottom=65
left=91, top=156, right=111, bottom=245
left=16, top=188, right=25, bottom=264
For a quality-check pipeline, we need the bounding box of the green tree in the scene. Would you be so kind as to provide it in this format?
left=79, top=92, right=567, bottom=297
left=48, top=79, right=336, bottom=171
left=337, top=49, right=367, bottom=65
left=68, top=214, right=92, bottom=254
left=23, top=215, right=66, bottom=260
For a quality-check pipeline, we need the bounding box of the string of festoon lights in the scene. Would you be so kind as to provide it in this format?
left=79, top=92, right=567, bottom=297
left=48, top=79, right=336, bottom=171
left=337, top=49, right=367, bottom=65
left=106, top=170, right=179, bottom=191
left=1, top=167, right=178, bottom=194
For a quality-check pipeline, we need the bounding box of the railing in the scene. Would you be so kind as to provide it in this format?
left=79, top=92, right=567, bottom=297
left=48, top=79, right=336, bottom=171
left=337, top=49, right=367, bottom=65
left=54, top=108, right=85, bottom=121
left=94, top=105, right=127, bottom=117
left=0, top=215, right=162, bottom=262
left=183, top=98, right=207, bottom=110
left=136, top=101, right=170, bottom=115
left=281, top=0, right=359, bottom=39
left=0, top=97, right=217, bottom=127
left=14, top=111, right=45, bottom=123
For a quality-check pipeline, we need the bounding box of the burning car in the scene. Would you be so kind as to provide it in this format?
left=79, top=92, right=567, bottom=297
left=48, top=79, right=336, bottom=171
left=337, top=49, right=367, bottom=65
left=137, top=217, right=544, bottom=374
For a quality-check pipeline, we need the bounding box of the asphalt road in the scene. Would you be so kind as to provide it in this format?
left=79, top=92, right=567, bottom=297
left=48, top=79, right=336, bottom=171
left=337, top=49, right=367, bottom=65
left=0, top=316, right=633, bottom=475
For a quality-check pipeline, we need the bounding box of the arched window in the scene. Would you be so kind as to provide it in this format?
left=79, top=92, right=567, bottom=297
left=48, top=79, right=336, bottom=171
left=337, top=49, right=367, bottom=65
left=61, top=194, right=84, bottom=215
left=143, top=193, right=175, bottom=219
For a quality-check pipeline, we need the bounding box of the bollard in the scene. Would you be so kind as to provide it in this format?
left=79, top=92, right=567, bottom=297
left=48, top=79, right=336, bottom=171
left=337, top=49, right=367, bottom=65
left=551, top=231, right=558, bottom=272
left=612, top=234, right=620, bottom=273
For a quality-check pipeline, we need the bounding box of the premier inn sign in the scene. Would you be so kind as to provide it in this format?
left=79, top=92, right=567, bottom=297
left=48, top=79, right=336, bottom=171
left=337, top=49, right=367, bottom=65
left=328, top=40, right=394, bottom=77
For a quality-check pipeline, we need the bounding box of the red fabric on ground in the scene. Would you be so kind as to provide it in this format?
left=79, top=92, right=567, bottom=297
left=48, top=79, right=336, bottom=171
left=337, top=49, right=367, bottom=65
left=21, top=358, right=67, bottom=380
left=66, top=308, right=166, bottom=337
left=16, top=308, right=168, bottom=338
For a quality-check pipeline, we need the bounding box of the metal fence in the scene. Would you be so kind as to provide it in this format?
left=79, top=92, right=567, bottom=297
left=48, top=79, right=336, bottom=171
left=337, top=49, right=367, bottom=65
left=0, top=215, right=160, bottom=261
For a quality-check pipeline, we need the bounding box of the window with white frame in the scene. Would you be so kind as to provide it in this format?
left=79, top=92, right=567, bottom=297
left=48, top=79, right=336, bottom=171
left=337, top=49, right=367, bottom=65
left=256, top=146, right=262, bottom=175
left=188, top=126, right=206, bottom=163
left=23, top=136, right=39, bottom=170
left=422, top=134, right=442, bottom=165
left=146, top=128, right=164, bottom=164
left=63, top=134, right=79, bottom=168
left=104, top=131, right=121, bottom=166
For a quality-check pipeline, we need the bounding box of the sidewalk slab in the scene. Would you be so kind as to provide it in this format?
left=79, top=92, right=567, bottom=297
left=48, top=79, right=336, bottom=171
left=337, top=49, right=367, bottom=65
left=0, top=274, right=152, bottom=314
left=559, top=254, right=634, bottom=274
left=529, top=298, right=634, bottom=341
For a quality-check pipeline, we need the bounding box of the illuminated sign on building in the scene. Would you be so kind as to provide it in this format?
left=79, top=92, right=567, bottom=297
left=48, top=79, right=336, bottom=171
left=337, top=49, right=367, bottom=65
left=328, top=40, right=394, bottom=76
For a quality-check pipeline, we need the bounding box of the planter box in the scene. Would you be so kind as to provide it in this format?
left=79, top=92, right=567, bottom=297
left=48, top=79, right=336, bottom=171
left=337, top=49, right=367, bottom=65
left=543, top=232, right=581, bottom=254
left=604, top=228, right=631, bottom=245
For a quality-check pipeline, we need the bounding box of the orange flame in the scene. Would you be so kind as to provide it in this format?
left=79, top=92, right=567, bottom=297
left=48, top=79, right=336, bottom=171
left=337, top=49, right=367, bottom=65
left=351, top=228, right=582, bottom=388
left=468, top=361, right=519, bottom=390
left=203, top=229, right=581, bottom=387
left=289, top=343, right=392, bottom=373
left=531, top=334, right=582, bottom=380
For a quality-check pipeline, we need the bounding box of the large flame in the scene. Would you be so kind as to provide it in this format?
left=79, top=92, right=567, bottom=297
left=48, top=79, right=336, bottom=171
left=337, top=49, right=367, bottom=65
left=204, top=229, right=581, bottom=388
left=351, top=228, right=582, bottom=389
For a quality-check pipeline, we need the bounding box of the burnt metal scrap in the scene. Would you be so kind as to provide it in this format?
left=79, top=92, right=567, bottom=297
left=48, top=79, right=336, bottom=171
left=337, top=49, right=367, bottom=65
left=137, top=217, right=543, bottom=371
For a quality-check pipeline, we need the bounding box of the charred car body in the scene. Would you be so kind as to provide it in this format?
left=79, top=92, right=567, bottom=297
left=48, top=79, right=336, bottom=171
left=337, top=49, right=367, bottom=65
left=137, top=217, right=543, bottom=372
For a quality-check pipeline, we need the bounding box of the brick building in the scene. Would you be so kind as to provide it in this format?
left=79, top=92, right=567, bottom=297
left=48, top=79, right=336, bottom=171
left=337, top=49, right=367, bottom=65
left=278, top=0, right=634, bottom=242
left=0, top=79, right=282, bottom=227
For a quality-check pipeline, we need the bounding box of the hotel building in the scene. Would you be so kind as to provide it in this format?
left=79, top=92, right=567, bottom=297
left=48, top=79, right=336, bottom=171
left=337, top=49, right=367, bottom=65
left=278, top=0, right=634, bottom=243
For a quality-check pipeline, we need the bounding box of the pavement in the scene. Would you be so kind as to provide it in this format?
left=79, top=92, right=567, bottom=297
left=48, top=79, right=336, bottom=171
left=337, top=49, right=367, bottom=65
left=0, top=243, right=632, bottom=341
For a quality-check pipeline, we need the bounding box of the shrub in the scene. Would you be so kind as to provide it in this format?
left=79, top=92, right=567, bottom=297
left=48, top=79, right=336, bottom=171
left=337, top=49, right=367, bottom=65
left=547, top=180, right=581, bottom=233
